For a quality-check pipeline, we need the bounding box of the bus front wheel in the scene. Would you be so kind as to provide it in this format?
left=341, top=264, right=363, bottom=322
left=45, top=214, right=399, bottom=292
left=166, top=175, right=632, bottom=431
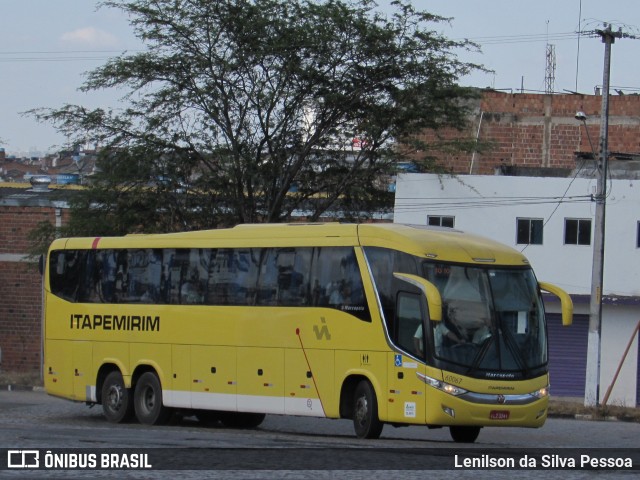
left=450, top=426, right=481, bottom=443
left=352, top=380, right=383, bottom=439
left=133, top=372, right=171, bottom=425
left=101, top=371, right=133, bottom=423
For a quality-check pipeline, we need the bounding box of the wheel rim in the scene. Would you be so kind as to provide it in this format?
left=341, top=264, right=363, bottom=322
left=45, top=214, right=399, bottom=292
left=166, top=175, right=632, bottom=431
left=141, top=385, right=156, bottom=414
left=142, top=387, right=156, bottom=413
left=355, top=395, right=368, bottom=427
left=106, top=384, right=124, bottom=413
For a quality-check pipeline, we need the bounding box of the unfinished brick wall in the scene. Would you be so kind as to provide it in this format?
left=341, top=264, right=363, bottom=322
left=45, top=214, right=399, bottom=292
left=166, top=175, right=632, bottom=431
left=418, top=91, right=640, bottom=174
left=0, top=261, right=42, bottom=373
left=0, top=205, right=68, bottom=374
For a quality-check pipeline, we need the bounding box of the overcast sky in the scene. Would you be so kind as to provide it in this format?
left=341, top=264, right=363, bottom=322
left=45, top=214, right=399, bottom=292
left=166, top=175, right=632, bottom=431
left=1, top=0, right=639, bottom=156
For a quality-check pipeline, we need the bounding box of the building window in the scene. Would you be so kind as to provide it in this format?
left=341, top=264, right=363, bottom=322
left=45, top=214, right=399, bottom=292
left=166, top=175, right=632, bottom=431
left=564, top=218, right=591, bottom=245
left=516, top=218, right=543, bottom=245
left=637, top=222, right=640, bottom=248
left=427, top=215, right=455, bottom=228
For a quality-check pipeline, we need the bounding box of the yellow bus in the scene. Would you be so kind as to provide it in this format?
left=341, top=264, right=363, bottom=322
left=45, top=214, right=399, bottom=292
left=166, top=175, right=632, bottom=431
left=43, top=223, right=572, bottom=443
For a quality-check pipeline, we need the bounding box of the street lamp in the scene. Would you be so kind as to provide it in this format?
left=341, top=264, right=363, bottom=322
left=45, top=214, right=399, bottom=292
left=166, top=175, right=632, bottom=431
left=575, top=111, right=597, bottom=161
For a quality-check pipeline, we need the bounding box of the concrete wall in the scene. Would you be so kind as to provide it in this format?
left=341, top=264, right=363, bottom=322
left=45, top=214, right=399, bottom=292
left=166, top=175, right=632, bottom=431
left=601, top=305, right=639, bottom=407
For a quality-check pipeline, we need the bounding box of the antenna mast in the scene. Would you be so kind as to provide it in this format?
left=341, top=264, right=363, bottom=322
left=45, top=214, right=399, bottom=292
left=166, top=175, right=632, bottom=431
left=545, top=44, right=556, bottom=94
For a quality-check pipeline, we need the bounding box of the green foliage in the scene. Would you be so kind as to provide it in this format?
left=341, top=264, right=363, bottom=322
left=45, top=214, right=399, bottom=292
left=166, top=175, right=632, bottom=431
left=31, top=0, right=483, bottom=236
left=26, top=221, right=59, bottom=259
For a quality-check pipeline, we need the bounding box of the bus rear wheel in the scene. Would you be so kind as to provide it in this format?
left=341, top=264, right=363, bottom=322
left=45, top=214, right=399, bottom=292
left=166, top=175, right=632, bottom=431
left=450, top=426, right=481, bottom=443
left=134, top=372, right=171, bottom=425
left=101, top=371, right=133, bottom=423
left=352, top=380, right=383, bottom=439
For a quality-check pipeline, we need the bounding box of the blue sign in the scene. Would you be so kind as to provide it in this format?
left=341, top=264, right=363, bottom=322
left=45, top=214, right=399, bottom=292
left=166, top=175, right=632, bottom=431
left=394, top=354, right=402, bottom=367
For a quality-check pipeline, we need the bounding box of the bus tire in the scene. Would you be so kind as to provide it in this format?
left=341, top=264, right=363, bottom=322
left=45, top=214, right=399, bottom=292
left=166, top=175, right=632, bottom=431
left=220, top=412, right=266, bottom=429
left=133, top=372, right=171, bottom=425
left=450, top=426, right=481, bottom=443
left=101, top=371, right=133, bottom=423
left=352, top=380, right=383, bottom=439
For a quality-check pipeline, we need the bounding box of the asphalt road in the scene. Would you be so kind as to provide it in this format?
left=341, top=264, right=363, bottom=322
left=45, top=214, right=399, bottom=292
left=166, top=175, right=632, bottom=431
left=0, top=389, right=638, bottom=479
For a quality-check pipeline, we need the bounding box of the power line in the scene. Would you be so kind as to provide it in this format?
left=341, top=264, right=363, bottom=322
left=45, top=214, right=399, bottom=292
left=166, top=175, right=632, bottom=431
left=462, top=32, right=580, bottom=45
left=394, top=194, right=592, bottom=212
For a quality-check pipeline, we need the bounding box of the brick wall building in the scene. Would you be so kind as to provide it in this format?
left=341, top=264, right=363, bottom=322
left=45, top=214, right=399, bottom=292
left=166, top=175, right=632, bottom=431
left=416, top=91, right=640, bottom=174
left=0, top=183, right=70, bottom=374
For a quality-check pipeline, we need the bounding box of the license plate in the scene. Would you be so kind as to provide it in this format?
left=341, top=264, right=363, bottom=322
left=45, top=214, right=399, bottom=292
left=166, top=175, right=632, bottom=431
left=490, top=410, right=510, bottom=420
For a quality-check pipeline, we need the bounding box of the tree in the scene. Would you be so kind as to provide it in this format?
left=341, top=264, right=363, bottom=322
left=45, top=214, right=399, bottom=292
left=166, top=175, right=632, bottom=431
left=32, top=0, right=482, bottom=235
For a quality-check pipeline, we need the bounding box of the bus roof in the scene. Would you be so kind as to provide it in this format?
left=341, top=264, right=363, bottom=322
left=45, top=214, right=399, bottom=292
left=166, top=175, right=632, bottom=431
left=49, top=223, right=529, bottom=266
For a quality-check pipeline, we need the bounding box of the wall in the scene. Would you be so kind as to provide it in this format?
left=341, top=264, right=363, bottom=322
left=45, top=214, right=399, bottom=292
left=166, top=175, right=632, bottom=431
left=415, top=91, right=640, bottom=174
left=601, top=305, right=639, bottom=407
left=0, top=205, right=66, bottom=374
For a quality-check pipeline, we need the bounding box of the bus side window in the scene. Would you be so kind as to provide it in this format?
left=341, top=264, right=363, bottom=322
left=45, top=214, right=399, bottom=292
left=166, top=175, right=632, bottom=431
left=167, top=249, right=189, bottom=304
left=125, top=249, right=163, bottom=304
left=77, top=250, right=99, bottom=303
left=177, top=249, right=207, bottom=305
left=396, top=293, right=424, bottom=359
left=312, top=247, right=370, bottom=321
left=364, top=247, right=418, bottom=332
left=49, top=251, right=66, bottom=299
left=97, top=251, right=118, bottom=303
left=207, top=248, right=260, bottom=306
left=51, top=250, right=84, bottom=302
left=255, top=248, right=310, bottom=306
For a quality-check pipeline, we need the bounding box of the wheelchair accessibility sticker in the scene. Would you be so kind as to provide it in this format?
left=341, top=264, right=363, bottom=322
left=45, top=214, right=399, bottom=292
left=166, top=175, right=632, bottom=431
left=394, top=354, right=402, bottom=367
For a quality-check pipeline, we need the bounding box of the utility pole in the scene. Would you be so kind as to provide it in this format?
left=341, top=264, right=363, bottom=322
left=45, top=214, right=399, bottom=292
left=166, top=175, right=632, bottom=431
left=584, top=24, right=621, bottom=407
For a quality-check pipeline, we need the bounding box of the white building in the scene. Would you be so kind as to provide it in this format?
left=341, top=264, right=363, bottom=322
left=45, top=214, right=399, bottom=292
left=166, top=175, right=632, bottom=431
left=394, top=172, right=640, bottom=407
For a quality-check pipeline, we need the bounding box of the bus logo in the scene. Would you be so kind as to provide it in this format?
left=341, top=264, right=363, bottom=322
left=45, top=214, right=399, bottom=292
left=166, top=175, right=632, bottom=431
left=313, top=317, right=331, bottom=340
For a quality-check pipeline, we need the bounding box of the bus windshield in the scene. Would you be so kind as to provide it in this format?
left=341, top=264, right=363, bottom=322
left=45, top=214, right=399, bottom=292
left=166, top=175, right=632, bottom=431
left=423, top=264, right=547, bottom=374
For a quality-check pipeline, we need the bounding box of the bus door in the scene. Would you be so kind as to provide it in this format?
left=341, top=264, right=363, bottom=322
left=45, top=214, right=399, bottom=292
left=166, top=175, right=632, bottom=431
left=386, top=292, right=427, bottom=424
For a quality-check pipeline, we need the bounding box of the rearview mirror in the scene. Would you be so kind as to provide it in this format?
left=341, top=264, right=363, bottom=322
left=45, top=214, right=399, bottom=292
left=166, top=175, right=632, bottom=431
left=393, top=273, right=442, bottom=322
left=539, top=281, right=573, bottom=326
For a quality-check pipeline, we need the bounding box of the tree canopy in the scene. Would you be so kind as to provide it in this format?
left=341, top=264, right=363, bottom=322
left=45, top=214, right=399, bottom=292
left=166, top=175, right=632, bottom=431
left=33, top=0, right=482, bottom=235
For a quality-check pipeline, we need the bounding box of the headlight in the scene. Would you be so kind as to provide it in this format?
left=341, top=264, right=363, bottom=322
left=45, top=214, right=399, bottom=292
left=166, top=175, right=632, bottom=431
left=417, top=372, right=468, bottom=396
left=530, top=385, right=550, bottom=399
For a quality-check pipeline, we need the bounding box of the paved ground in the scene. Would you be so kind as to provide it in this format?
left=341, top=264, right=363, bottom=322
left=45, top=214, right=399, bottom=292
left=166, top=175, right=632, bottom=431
left=0, top=389, right=638, bottom=480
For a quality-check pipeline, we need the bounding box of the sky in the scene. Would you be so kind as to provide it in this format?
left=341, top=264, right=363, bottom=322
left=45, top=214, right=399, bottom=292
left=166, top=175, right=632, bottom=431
left=1, top=0, right=639, bottom=156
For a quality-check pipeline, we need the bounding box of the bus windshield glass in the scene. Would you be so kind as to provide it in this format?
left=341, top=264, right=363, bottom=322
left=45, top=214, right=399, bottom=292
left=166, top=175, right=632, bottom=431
left=423, top=263, right=547, bottom=374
